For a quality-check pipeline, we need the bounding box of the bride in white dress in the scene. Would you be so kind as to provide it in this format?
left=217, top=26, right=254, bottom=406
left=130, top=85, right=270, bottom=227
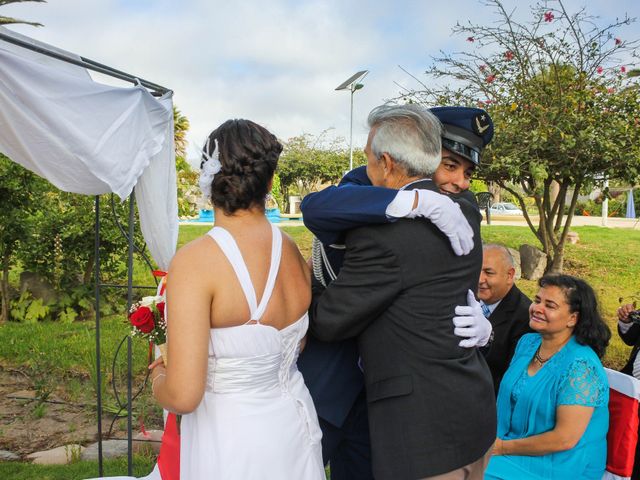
left=157, top=119, right=325, bottom=479
left=91, top=119, right=324, bottom=480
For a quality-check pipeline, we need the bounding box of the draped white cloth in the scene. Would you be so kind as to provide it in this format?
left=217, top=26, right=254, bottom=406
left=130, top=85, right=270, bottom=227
left=134, top=95, right=178, bottom=270
left=0, top=27, right=90, bottom=79
left=0, top=27, right=177, bottom=269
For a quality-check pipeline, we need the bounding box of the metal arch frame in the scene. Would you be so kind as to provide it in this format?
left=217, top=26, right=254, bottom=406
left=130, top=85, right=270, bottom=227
left=0, top=29, right=170, bottom=96
left=95, top=194, right=159, bottom=477
left=0, top=29, right=171, bottom=476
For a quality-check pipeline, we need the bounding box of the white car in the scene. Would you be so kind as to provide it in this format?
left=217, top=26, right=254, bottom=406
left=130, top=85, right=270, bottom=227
left=489, top=202, right=524, bottom=216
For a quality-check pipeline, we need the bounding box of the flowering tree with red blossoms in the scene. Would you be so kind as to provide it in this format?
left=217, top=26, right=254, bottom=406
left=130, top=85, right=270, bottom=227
left=401, top=0, right=640, bottom=272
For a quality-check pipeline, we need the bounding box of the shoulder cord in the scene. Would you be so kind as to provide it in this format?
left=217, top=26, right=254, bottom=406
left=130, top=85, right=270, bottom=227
left=311, top=236, right=337, bottom=287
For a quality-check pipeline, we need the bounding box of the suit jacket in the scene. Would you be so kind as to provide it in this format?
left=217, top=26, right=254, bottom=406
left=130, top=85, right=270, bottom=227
left=309, top=179, right=497, bottom=480
left=619, top=321, right=640, bottom=376
left=484, top=284, right=532, bottom=393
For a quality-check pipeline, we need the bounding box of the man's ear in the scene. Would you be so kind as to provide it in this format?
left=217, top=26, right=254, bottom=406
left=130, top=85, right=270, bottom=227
left=507, top=266, right=516, bottom=283
left=380, top=153, right=393, bottom=178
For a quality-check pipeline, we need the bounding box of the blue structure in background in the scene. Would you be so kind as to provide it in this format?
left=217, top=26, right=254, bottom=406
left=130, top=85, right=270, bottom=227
left=266, top=208, right=281, bottom=223
left=626, top=189, right=636, bottom=219
left=197, top=208, right=281, bottom=223
left=199, top=209, right=214, bottom=222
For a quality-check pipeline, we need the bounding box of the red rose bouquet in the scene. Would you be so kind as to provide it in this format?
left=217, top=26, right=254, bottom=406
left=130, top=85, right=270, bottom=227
left=128, top=295, right=168, bottom=364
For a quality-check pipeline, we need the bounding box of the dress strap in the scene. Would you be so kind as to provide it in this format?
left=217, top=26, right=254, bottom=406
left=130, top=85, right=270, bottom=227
left=206, top=227, right=258, bottom=317
left=251, top=224, right=282, bottom=321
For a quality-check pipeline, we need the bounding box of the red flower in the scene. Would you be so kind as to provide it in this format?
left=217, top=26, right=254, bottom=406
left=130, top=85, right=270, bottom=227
left=156, top=301, right=166, bottom=319
left=505, top=51, right=514, bottom=61
left=621, top=66, right=627, bottom=73
left=467, top=36, right=474, bottom=42
left=607, top=87, right=615, bottom=94
left=544, top=11, right=554, bottom=22
left=596, top=66, right=603, bottom=74
left=486, top=74, right=496, bottom=83
left=615, top=38, right=622, bottom=46
left=130, top=306, right=155, bottom=333
left=479, top=64, right=487, bottom=72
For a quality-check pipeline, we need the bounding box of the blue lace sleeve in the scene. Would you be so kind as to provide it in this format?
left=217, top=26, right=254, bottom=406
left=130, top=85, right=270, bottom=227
left=558, top=358, right=607, bottom=407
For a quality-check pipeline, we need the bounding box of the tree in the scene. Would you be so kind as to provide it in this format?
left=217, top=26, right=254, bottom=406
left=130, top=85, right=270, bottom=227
left=0, top=155, right=48, bottom=323
left=400, top=0, right=640, bottom=272
left=172, top=107, right=198, bottom=217
left=278, top=132, right=366, bottom=211
left=1, top=107, right=191, bottom=322
left=14, top=108, right=192, bottom=319
left=0, top=0, right=45, bottom=26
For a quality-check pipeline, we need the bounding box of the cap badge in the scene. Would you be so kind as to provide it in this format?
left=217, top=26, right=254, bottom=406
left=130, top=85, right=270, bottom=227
left=473, top=114, right=490, bottom=135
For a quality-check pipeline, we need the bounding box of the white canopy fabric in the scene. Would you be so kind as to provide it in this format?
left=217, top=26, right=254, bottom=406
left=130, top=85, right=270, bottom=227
left=0, top=26, right=90, bottom=80
left=0, top=31, right=177, bottom=269
left=135, top=95, right=178, bottom=270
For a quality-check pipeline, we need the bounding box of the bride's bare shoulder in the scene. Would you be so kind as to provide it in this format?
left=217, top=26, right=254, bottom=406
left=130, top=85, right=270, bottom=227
left=280, top=231, right=304, bottom=259
left=169, top=234, right=224, bottom=273
left=279, top=231, right=310, bottom=279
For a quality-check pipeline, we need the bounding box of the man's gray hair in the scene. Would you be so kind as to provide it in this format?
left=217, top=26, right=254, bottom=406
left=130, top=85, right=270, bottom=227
left=367, top=104, right=442, bottom=177
left=483, top=243, right=515, bottom=268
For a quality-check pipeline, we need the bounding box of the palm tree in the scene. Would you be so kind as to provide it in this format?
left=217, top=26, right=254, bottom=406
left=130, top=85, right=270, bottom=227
left=0, top=0, right=46, bottom=27
left=173, top=106, right=190, bottom=160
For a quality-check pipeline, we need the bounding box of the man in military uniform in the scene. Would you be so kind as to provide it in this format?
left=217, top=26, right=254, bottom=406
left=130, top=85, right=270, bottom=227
left=299, top=106, right=496, bottom=479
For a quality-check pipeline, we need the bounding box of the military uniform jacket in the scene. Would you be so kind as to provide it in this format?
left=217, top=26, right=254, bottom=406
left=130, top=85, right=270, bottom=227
left=484, top=284, right=532, bottom=393
left=309, top=179, right=497, bottom=480
left=298, top=166, right=397, bottom=427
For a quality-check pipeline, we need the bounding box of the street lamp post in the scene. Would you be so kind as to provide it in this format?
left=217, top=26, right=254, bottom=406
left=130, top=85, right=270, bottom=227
left=336, top=70, right=369, bottom=171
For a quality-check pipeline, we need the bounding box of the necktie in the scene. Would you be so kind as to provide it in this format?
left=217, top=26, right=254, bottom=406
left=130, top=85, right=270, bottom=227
left=481, top=302, right=491, bottom=318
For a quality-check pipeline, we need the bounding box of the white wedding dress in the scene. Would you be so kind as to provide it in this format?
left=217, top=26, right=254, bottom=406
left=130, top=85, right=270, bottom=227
left=89, top=224, right=324, bottom=480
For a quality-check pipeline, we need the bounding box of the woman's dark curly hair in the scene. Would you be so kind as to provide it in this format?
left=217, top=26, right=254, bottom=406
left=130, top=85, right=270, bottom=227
left=201, top=119, right=282, bottom=214
left=538, top=274, right=611, bottom=358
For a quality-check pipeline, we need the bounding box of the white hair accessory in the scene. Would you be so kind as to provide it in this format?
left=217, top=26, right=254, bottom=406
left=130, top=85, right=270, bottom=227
left=199, top=137, right=222, bottom=199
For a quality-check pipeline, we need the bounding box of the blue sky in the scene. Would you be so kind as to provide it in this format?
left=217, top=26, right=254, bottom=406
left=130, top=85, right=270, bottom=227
left=3, top=0, right=639, bottom=161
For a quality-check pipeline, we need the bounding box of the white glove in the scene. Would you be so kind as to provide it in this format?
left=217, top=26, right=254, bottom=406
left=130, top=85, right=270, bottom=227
left=406, top=189, right=474, bottom=256
left=453, top=290, right=493, bottom=348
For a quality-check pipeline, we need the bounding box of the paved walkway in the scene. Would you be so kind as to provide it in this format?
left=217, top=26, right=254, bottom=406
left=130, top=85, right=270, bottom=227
left=181, top=216, right=639, bottom=230
left=484, top=215, right=640, bottom=229
left=180, top=219, right=305, bottom=227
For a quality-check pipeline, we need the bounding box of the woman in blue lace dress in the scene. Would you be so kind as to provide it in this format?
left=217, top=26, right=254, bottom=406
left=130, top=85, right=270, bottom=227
left=485, top=274, right=611, bottom=480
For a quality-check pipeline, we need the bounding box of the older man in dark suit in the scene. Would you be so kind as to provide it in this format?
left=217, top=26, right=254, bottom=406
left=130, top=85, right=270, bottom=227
left=478, top=244, right=532, bottom=393
left=299, top=106, right=494, bottom=480
left=310, top=104, right=496, bottom=480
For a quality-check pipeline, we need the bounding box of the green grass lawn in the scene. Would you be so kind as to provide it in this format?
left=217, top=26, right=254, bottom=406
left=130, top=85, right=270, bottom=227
left=0, top=454, right=156, bottom=480
left=481, top=225, right=640, bottom=368
left=0, top=223, right=638, bottom=475
left=0, top=315, right=160, bottom=414
left=1, top=224, right=637, bottom=392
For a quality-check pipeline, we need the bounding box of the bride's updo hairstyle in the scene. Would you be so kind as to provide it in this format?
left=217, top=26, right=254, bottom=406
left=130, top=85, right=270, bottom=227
left=202, top=119, right=282, bottom=214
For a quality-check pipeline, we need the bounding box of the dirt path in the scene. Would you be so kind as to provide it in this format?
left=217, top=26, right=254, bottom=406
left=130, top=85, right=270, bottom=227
left=0, top=366, right=111, bottom=457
